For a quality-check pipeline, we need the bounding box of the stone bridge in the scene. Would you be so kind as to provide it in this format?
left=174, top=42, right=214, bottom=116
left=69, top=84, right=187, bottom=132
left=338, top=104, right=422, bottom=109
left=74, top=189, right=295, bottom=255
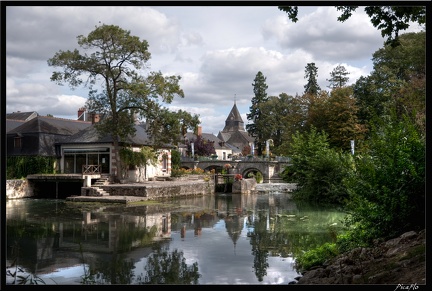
left=180, top=159, right=291, bottom=183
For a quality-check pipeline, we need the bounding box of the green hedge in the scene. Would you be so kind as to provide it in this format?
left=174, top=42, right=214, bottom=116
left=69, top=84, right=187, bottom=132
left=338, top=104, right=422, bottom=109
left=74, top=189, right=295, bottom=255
left=6, top=156, right=56, bottom=179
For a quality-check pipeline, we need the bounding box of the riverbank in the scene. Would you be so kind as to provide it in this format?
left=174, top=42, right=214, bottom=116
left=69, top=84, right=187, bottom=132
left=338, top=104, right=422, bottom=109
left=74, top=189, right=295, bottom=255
left=293, top=229, right=426, bottom=285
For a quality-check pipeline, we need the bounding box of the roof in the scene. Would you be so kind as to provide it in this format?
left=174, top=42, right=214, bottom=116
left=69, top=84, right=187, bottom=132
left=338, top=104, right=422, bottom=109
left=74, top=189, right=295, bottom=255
left=221, top=102, right=245, bottom=133
left=7, top=116, right=92, bottom=136
left=60, top=123, right=158, bottom=147
left=184, top=132, right=231, bottom=150
left=6, top=111, right=39, bottom=121
left=6, top=119, right=26, bottom=133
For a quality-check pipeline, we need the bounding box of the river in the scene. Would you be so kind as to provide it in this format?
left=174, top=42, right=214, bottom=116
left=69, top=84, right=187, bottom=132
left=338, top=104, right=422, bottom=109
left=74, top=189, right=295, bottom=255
left=5, top=187, right=347, bottom=285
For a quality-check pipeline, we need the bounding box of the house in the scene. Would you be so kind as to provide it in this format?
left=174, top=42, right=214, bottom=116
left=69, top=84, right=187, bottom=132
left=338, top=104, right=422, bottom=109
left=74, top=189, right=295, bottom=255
left=217, top=101, right=255, bottom=156
left=182, top=126, right=233, bottom=160
left=58, top=122, right=173, bottom=182
left=6, top=115, right=92, bottom=158
left=6, top=108, right=172, bottom=182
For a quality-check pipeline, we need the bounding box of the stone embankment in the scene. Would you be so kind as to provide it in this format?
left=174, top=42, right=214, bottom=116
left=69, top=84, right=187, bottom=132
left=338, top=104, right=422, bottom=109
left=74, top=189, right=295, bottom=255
left=6, top=179, right=33, bottom=199
left=293, top=229, right=426, bottom=285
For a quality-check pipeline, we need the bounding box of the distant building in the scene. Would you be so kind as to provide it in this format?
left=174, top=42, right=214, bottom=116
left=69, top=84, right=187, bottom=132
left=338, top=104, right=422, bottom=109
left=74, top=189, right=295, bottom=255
left=217, top=101, right=255, bottom=156
left=182, top=126, right=233, bottom=160
left=180, top=101, right=256, bottom=160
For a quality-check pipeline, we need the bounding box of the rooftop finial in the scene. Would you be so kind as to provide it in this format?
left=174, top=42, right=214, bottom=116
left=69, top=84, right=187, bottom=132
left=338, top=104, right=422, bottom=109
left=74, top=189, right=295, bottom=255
left=234, top=94, right=236, bottom=104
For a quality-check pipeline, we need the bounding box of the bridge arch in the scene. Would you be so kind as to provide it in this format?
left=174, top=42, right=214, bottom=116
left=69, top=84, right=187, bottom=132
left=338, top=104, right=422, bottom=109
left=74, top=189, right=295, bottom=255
left=241, top=167, right=263, bottom=180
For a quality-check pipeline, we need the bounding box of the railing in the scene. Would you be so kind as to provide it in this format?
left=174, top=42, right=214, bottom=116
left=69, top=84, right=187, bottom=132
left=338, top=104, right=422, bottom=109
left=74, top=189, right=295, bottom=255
left=82, top=164, right=101, bottom=174
left=180, top=156, right=291, bottom=162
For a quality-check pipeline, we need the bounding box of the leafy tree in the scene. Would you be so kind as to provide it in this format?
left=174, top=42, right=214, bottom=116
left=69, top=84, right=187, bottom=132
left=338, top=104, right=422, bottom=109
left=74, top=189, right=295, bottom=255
left=275, top=93, right=307, bottom=154
left=343, top=112, right=425, bottom=242
left=281, top=127, right=352, bottom=206
left=325, top=87, right=366, bottom=151
left=187, top=135, right=216, bottom=157
left=303, top=63, right=321, bottom=95
left=299, top=91, right=328, bottom=133
left=48, top=24, right=199, bottom=181
left=353, top=31, right=425, bottom=136
left=278, top=6, right=426, bottom=46
left=246, top=71, right=269, bottom=156
left=254, top=96, right=284, bottom=153
left=327, top=64, right=350, bottom=89
left=170, top=149, right=181, bottom=170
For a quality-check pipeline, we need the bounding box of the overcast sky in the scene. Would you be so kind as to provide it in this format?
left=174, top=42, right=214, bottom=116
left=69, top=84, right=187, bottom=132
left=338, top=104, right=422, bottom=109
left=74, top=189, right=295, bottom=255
left=5, top=5, right=423, bottom=135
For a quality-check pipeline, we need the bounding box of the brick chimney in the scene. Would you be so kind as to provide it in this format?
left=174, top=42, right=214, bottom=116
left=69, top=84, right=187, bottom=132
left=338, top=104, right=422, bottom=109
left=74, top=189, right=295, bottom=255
left=197, top=125, right=202, bottom=136
left=78, top=107, right=85, bottom=120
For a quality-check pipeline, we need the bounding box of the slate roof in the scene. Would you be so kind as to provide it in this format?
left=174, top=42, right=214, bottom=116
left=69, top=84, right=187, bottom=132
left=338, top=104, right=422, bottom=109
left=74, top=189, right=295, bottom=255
left=6, top=119, right=26, bottom=133
left=221, top=102, right=245, bottom=133
left=7, top=116, right=91, bottom=136
left=6, top=111, right=39, bottom=121
left=60, top=123, right=162, bottom=147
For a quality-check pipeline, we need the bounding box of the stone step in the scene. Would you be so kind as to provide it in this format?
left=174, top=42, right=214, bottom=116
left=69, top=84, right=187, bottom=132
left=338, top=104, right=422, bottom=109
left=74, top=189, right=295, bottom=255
left=94, top=187, right=109, bottom=196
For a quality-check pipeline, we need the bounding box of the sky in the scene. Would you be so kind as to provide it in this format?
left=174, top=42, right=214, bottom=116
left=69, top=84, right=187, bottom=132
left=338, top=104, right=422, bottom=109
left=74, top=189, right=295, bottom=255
left=5, top=4, right=423, bottom=135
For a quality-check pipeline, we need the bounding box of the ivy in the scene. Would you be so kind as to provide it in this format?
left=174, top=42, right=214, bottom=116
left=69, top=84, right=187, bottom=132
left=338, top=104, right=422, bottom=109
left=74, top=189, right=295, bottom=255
left=6, top=156, right=56, bottom=179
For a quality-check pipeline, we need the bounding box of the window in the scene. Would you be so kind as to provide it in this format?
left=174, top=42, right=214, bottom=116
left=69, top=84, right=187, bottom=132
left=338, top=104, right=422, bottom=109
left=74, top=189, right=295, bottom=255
left=14, top=137, right=22, bottom=148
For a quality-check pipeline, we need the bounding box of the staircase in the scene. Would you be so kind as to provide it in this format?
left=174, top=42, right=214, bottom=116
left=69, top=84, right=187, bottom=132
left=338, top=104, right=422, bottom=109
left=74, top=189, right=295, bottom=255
left=92, top=177, right=110, bottom=196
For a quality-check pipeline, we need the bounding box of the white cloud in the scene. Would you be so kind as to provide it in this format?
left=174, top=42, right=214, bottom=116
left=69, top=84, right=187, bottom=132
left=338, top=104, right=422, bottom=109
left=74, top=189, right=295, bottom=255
left=6, top=5, right=421, bottom=135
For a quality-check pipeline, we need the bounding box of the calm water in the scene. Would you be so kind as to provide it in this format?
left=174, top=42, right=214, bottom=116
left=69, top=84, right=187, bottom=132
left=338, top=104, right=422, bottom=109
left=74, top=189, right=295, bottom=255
left=5, top=190, right=347, bottom=285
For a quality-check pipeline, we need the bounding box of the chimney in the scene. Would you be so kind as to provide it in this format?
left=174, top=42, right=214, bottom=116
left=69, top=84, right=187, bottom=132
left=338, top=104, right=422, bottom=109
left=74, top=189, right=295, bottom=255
left=91, top=113, right=100, bottom=124
left=78, top=107, right=85, bottom=120
left=197, top=126, right=202, bottom=136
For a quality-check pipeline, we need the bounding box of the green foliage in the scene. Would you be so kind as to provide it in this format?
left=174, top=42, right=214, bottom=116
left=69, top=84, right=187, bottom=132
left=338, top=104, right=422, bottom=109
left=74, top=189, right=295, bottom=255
left=353, top=31, right=425, bottom=137
left=304, top=62, right=321, bottom=95
left=279, top=6, right=426, bottom=46
left=246, top=71, right=269, bottom=156
left=255, top=171, right=263, bottom=183
left=170, top=167, right=205, bottom=177
left=171, top=149, right=181, bottom=170
left=119, top=146, right=158, bottom=178
left=343, top=112, right=425, bottom=241
left=281, top=127, right=352, bottom=206
left=327, top=64, right=349, bottom=89
left=294, top=242, right=339, bottom=273
left=48, top=23, right=199, bottom=180
left=7, top=156, right=56, bottom=179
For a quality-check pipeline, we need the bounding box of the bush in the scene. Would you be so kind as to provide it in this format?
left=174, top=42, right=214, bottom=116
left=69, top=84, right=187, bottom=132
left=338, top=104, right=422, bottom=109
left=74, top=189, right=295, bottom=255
left=295, top=242, right=339, bottom=272
left=281, top=127, right=352, bottom=206
left=343, top=113, right=425, bottom=241
left=7, top=156, right=56, bottom=179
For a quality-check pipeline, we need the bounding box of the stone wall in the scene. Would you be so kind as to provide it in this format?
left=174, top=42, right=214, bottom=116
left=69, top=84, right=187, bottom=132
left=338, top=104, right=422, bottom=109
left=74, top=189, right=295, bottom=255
left=6, top=179, right=34, bottom=199
left=232, top=178, right=257, bottom=194
left=101, top=180, right=215, bottom=200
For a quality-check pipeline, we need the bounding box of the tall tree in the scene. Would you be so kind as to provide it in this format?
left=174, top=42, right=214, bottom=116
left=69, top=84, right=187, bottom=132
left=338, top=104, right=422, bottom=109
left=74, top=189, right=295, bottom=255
left=327, top=64, right=350, bottom=89
left=353, top=31, right=425, bottom=135
left=278, top=6, right=426, bottom=46
left=246, top=71, right=269, bottom=156
left=48, top=24, right=199, bottom=181
left=303, top=63, right=321, bottom=95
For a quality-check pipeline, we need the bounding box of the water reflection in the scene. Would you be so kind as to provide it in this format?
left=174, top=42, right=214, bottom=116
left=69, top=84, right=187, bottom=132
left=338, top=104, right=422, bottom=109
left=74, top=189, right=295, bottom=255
left=6, top=193, right=347, bottom=285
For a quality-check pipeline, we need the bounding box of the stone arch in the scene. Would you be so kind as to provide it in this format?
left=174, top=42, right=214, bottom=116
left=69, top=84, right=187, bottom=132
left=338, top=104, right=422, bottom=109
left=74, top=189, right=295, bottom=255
left=204, top=165, right=223, bottom=173
left=241, top=167, right=264, bottom=181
